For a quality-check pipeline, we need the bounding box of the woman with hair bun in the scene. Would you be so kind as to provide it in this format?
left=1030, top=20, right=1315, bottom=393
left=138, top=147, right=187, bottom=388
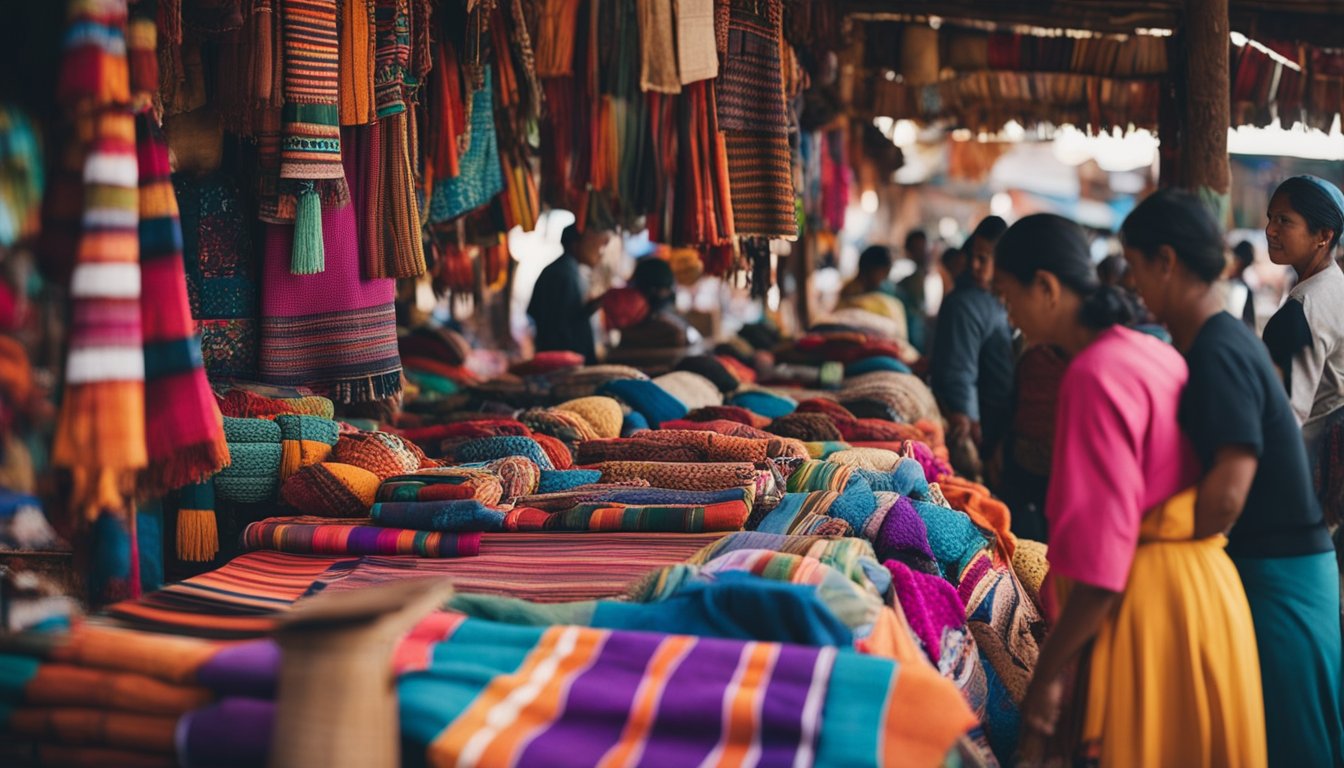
left=1262, top=175, right=1344, bottom=524
left=995, top=213, right=1265, bottom=767
left=1121, top=189, right=1340, bottom=767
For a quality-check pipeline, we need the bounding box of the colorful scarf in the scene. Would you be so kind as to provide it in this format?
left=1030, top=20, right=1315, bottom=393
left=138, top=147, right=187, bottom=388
left=338, top=0, right=376, bottom=126
left=429, top=67, right=504, bottom=223
left=51, top=0, right=147, bottom=521
left=378, top=470, right=506, bottom=506
left=136, top=112, right=229, bottom=494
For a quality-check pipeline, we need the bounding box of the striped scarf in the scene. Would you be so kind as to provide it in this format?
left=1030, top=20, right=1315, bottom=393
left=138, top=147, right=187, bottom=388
left=51, top=0, right=147, bottom=519
left=136, top=112, right=230, bottom=494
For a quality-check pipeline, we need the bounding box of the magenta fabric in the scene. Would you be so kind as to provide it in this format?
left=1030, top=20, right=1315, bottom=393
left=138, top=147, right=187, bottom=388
left=1044, top=326, right=1202, bottom=592
left=885, top=559, right=967, bottom=664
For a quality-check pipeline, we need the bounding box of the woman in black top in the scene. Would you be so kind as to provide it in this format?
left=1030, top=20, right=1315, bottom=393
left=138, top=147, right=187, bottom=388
left=1120, top=189, right=1342, bottom=767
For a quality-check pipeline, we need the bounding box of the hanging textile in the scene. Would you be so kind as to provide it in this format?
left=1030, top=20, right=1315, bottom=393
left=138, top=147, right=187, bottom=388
left=339, top=0, right=377, bottom=126
left=535, top=0, right=582, bottom=76
left=178, top=171, right=260, bottom=381
left=135, top=112, right=230, bottom=494
left=717, top=0, right=797, bottom=240
left=0, top=108, right=43, bottom=249
left=638, top=0, right=680, bottom=94
left=360, top=0, right=427, bottom=279
left=259, top=129, right=402, bottom=403
left=677, top=0, right=718, bottom=84
left=262, top=0, right=350, bottom=277
left=51, top=0, right=148, bottom=519
left=429, top=67, right=504, bottom=223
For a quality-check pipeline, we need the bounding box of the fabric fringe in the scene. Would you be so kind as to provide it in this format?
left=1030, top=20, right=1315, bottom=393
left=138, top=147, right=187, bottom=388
left=142, top=439, right=231, bottom=498
left=328, top=370, right=404, bottom=404
left=175, top=480, right=218, bottom=563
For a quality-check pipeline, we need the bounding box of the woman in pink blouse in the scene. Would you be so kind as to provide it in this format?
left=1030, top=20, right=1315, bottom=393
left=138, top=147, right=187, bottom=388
left=993, top=214, right=1265, bottom=767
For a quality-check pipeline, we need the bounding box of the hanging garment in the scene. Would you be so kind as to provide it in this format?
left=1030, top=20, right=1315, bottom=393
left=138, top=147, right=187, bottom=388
left=429, top=68, right=504, bottom=223
left=258, top=129, right=401, bottom=403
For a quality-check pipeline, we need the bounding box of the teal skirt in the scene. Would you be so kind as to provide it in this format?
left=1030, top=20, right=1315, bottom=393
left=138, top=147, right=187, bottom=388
left=1235, top=551, right=1344, bottom=768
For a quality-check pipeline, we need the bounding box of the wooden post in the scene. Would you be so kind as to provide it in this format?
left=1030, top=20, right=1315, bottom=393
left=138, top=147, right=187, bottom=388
left=792, top=236, right=813, bottom=333
left=1166, top=0, right=1232, bottom=220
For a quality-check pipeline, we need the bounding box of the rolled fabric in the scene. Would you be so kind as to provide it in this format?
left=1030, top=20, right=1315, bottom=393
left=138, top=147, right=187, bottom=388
left=215, top=417, right=283, bottom=503
left=280, top=462, right=381, bottom=517
left=177, top=698, right=275, bottom=768
left=376, top=470, right=504, bottom=507
left=534, top=500, right=750, bottom=533
left=598, top=461, right=757, bottom=490
left=728, top=389, right=796, bottom=419
left=332, top=431, right=426, bottom=480
left=242, top=517, right=480, bottom=557
left=599, top=378, right=688, bottom=425
left=553, top=397, right=624, bottom=439
left=486, top=456, right=542, bottom=501
left=450, top=436, right=553, bottom=470
left=195, top=640, right=279, bottom=699
left=370, top=499, right=506, bottom=532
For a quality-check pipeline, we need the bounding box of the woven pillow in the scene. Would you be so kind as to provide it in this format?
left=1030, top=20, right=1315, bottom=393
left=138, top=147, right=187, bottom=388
left=333, top=432, right=426, bottom=480
left=281, top=462, right=381, bottom=517
left=728, top=389, right=796, bottom=419
left=600, top=378, right=688, bottom=426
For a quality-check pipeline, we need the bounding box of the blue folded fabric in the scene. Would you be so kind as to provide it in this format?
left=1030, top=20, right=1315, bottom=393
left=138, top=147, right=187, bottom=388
left=755, top=493, right=809, bottom=535
left=537, top=469, right=603, bottom=494
left=845, top=356, right=911, bottom=376
left=600, top=379, right=688, bottom=426
left=728, top=390, right=796, bottom=419
left=452, top=436, right=554, bottom=470
left=370, top=499, right=506, bottom=532
left=912, top=500, right=992, bottom=576
left=584, top=487, right=751, bottom=507
left=621, top=410, right=650, bottom=437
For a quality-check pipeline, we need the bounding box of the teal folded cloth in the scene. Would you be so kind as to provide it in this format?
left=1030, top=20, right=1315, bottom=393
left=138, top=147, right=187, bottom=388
left=217, top=418, right=282, bottom=504
left=538, top=470, right=604, bottom=494
left=845, top=356, right=911, bottom=376
left=912, top=500, right=993, bottom=577
left=600, top=379, right=688, bottom=426
left=729, top=390, right=796, bottom=419
left=274, top=414, right=340, bottom=445
left=371, top=500, right=507, bottom=532
left=755, top=493, right=809, bottom=535
left=622, top=411, right=650, bottom=436
left=452, top=436, right=554, bottom=470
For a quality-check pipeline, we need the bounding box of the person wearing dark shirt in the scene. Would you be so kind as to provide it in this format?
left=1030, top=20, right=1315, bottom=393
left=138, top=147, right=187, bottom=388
left=527, top=224, right=611, bottom=363
left=1228, top=240, right=1258, bottom=330
left=931, top=216, right=1012, bottom=480
left=1121, top=189, right=1341, bottom=768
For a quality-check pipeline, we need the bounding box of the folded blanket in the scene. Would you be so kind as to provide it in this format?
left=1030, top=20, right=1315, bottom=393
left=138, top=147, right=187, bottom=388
left=449, top=436, right=554, bottom=469
left=1, top=659, right=211, bottom=715
left=370, top=499, right=506, bottom=532
left=536, top=469, right=602, bottom=493
left=243, top=517, right=480, bottom=557
left=377, top=470, right=505, bottom=506
left=178, top=697, right=275, bottom=768
left=8, top=706, right=178, bottom=754
left=657, top=418, right=776, bottom=439
left=511, top=485, right=747, bottom=513
left=597, top=461, right=758, bottom=491
left=513, top=501, right=750, bottom=533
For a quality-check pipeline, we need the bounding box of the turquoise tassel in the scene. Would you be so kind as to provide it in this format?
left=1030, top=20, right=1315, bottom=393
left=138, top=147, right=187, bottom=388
left=291, top=184, right=325, bottom=275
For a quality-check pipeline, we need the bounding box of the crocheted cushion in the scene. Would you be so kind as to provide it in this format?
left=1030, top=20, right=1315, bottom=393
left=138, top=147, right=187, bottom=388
left=600, top=379, right=688, bottom=426
left=332, top=432, right=426, bottom=480
left=452, top=436, right=555, bottom=470
left=280, top=462, right=381, bottom=517
left=554, top=397, right=624, bottom=440
left=223, top=417, right=282, bottom=444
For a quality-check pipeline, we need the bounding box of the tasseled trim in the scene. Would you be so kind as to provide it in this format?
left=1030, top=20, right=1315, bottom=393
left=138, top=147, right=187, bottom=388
left=328, top=369, right=403, bottom=404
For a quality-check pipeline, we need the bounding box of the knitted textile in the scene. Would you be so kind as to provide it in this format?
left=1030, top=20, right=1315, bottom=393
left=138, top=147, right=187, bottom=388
left=682, top=405, right=768, bottom=428
left=875, top=495, right=939, bottom=574
left=378, top=469, right=505, bottom=507
left=243, top=517, right=479, bottom=557
left=846, top=356, right=912, bottom=376
left=886, top=559, right=969, bottom=666
left=659, top=419, right=776, bottom=440
left=728, top=389, right=797, bottom=419
left=520, top=501, right=750, bottom=533
left=450, top=436, right=554, bottom=470
left=621, top=411, right=650, bottom=436
left=511, top=351, right=585, bottom=376
left=1011, top=538, right=1048, bottom=611
left=275, top=414, right=339, bottom=480
left=532, top=433, right=574, bottom=469
left=554, top=397, right=623, bottom=439
left=429, top=67, right=503, bottom=222
left=371, top=499, right=508, bottom=532
left=519, top=408, right=599, bottom=451
left=598, top=461, right=758, bottom=491
left=259, top=131, right=400, bottom=402
left=599, top=378, right=688, bottom=425
left=794, top=398, right=854, bottom=421
left=547, top=364, right=648, bottom=401
left=332, top=431, right=426, bottom=480
left=217, top=389, right=336, bottom=420
left=514, top=487, right=751, bottom=514
left=651, top=371, right=723, bottom=411
left=537, top=469, right=603, bottom=493
left=768, top=413, right=844, bottom=442
left=215, top=418, right=283, bottom=503
left=828, top=447, right=902, bottom=473
left=177, top=171, right=259, bottom=381
left=486, top=456, right=542, bottom=501
left=280, top=462, right=380, bottom=516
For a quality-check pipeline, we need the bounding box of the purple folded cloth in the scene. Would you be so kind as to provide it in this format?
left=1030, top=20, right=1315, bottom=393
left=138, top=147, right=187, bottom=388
left=886, top=559, right=967, bottom=666
left=196, top=640, right=280, bottom=699
left=177, top=697, right=275, bottom=768
left=875, top=496, right=937, bottom=572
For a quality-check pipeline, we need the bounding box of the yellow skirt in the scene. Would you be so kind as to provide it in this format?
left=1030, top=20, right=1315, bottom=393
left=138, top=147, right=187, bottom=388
left=1060, top=489, right=1267, bottom=767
